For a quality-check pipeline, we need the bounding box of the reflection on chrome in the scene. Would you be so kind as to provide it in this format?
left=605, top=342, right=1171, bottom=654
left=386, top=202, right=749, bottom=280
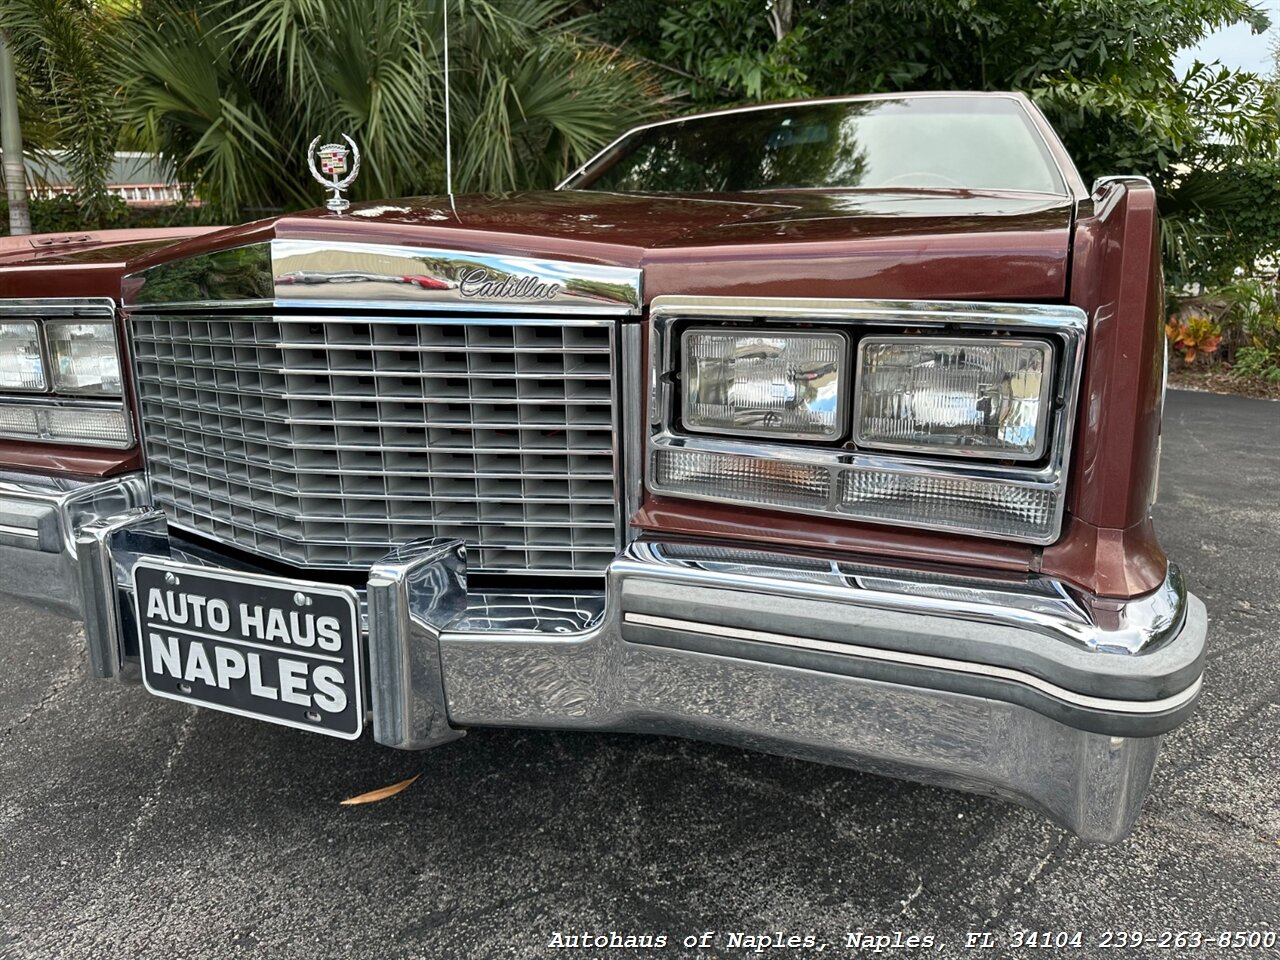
left=126, top=240, right=642, bottom=313
left=451, top=593, right=608, bottom=634
left=274, top=270, right=456, bottom=290
left=631, top=541, right=1186, bottom=654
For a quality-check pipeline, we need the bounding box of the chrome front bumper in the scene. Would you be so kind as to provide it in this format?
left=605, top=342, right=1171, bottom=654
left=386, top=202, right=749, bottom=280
left=0, top=469, right=150, bottom=617
left=1, top=471, right=1207, bottom=844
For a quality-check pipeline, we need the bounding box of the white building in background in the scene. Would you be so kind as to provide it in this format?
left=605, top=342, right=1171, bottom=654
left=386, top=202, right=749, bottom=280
left=24, top=151, right=191, bottom=207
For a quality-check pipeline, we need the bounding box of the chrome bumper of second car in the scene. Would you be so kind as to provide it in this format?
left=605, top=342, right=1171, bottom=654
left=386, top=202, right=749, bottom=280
left=0, top=469, right=149, bottom=617
left=1, top=470, right=1207, bottom=844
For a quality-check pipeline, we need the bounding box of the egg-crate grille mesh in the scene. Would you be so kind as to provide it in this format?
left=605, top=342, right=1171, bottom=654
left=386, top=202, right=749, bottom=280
left=130, top=314, right=619, bottom=573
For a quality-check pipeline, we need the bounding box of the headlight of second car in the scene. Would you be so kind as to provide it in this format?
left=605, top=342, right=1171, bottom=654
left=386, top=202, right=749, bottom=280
left=0, top=322, right=46, bottom=392
left=0, top=310, right=131, bottom=447
left=682, top=329, right=848, bottom=441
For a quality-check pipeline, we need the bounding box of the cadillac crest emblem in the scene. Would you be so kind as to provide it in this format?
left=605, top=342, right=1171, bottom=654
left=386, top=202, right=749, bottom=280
left=307, top=134, right=361, bottom=213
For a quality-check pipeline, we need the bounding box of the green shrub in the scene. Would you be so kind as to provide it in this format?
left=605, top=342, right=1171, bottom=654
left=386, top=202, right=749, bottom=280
left=1216, top=278, right=1280, bottom=353
left=1232, top=345, right=1280, bottom=382
left=0, top=194, right=216, bottom=235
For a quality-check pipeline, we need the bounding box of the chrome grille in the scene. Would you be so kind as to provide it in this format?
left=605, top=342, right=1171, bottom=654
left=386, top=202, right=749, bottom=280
left=130, top=314, right=618, bottom=573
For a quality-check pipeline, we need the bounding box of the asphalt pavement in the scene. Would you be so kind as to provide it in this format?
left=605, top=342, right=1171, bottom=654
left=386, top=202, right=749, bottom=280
left=0, top=388, right=1277, bottom=960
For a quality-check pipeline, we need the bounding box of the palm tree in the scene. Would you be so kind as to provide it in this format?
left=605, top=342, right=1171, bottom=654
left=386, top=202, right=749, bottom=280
left=0, top=30, right=30, bottom=234
left=0, top=0, right=121, bottom=224
left=110, top=0, right=660, bottom=220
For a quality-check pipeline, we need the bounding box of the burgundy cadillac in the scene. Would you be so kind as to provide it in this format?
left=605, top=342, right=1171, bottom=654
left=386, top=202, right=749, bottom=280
left=0, top=93, right=1203, bottom=843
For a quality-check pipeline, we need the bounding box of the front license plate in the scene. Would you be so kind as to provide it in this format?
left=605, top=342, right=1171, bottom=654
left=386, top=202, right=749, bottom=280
left=132, top=558, right=363, bottom=740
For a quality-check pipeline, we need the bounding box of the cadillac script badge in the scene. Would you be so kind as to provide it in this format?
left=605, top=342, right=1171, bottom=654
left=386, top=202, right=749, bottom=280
left=307, top=134, right=361, bottom=213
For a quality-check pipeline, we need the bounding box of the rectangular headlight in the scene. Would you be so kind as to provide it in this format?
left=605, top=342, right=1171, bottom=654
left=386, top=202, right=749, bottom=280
left=45, top=320, right=123, bottom=396
left=0, top=322, right=46, bottom=392
left=682, top=329, right=848, bottom=441
left=853, top=337, right=1052, bottom=460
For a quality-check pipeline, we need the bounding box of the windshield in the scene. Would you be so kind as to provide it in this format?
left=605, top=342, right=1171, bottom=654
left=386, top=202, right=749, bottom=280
left=571, top=96, right=1066, bottom=195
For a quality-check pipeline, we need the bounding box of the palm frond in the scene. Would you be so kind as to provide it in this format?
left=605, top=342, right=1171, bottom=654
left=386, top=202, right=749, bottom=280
left=109, top=0, right=660, bottom=214
left=0, top=0, right=121, bottom=218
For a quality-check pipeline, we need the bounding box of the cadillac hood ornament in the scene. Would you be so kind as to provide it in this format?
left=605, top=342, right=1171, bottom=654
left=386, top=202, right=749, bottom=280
left=307, top=134, right=361, bottom=213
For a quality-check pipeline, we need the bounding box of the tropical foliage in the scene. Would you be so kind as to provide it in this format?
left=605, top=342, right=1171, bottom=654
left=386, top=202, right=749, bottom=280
left=1213, top=277, right=1280, bottom=378
left=0, top=194, right=205, bottom=234
left=1168, top=275, right=1280, bottom=378
left=1168, top=158, right=1280, bottom=287
left=0, top=0, right=660, bottom=222
left=585, top=0, right=1280, bottom=289
left=2, top=0, right=1280, bottom=304
left=0, top=0, right=123, bottom=222
left=1166, top=313, right=1224, bottom=364
left=1231, top=344, right=1280, bottom=380
left=105, top=0, right=659, bottom=219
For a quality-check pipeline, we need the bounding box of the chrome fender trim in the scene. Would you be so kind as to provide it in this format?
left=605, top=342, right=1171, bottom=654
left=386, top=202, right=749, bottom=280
left=621, top=613, right=1203, bottom=716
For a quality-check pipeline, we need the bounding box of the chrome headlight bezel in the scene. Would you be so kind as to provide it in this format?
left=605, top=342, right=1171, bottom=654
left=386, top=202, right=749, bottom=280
left=647, top=297, right=1087, bottom=545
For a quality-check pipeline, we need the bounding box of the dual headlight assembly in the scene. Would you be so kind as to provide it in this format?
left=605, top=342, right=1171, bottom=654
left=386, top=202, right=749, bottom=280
left=649, top=300, right=1086, bottom=544
left=0, top=312, right=132, bottom=446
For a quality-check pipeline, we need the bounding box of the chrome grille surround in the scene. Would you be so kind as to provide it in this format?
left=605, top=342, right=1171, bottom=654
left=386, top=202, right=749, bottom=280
left=129, top=312, right=620, bottom=574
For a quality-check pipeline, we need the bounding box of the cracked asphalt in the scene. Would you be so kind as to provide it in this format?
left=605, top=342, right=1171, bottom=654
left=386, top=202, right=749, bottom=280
left=0, top=388, right=1277, bottom=960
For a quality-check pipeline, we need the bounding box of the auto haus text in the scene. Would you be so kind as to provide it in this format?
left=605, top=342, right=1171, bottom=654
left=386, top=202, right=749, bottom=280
left=143, top=587, right=348, bottom=713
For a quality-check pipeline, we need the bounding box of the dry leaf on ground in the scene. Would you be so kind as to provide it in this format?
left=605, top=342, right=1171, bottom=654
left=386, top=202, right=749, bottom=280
left=339, top=774, right=421, bottom=806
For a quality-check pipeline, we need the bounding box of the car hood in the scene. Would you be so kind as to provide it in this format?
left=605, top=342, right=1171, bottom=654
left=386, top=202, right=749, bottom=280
left=126, top=189, right=1074, bottom=303
left=0, top=228, right=219, bottom=267
left=0, top=227, right=221, bottom=300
